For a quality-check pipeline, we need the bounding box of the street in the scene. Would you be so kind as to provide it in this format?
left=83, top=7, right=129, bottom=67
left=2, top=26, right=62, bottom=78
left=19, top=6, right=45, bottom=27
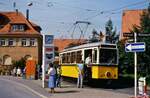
left=0, top=76, right=150, bottom=98
left=0, top=76, right=132, bottom=98
left=0, top=78, right=41, bottom=98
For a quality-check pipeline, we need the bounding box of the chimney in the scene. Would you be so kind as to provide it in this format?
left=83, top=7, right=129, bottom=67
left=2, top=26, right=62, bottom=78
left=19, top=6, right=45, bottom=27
left=26, top=9, right=29, bottom=20
left=16, top=9, right=18, bottom=15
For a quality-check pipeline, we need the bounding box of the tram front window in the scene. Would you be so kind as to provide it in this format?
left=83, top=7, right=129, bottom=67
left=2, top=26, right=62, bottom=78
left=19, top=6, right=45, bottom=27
left=99, top=49, right=117, bottom=65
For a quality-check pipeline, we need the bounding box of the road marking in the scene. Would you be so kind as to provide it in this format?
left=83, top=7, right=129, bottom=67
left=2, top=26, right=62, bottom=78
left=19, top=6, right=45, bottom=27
left=0, top=78, right=48, bottom=98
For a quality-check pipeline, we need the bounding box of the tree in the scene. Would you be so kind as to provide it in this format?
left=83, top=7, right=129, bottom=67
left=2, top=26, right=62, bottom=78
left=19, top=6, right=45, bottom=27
left=117, top=40, right=134, bottom=74
left=105, top=19, right=119, bottom=43
left=12, top=58, right=26, bottom=69
left=118, top=4, right=150, bottom=81
left=134, top=4, right=150, bottom=77
left=89, top=29, right=100, bottom=42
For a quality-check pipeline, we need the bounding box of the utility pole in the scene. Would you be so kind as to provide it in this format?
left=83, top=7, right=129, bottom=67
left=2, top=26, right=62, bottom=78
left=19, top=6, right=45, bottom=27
left=42, top=34, right=45, bottom=88
left=125, top=32, right=146, bottom=98
left=134, top=32, right=137, bottom=98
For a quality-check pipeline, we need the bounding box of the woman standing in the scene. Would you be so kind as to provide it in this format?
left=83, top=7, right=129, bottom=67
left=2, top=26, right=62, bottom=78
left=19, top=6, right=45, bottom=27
left=48, top=63, right=56, bottom=93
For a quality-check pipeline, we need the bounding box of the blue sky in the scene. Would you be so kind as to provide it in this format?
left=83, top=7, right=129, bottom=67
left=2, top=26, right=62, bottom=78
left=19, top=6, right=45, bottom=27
left=0, top=0, right=149, bottom=39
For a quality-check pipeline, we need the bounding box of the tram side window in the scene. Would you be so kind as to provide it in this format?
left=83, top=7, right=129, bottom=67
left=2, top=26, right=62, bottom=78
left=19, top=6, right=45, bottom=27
left=71, top=52, right=76, bottom=63
left=67, top=53, right=71, bottom=63
left=62, top=54, right=65, bottom=63
left=64, top=53, right=68, bottom=63
left=76, top=51, right=82, bottom=63
left=93, top=49, right=97, bottom=63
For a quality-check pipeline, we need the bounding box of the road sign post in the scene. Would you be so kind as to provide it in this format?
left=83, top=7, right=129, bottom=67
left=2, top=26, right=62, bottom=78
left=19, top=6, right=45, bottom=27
left=134, top=32, right=137, bottom=98
left=42, top=34, right=54, bottom=88
left=42, top=34, right=45, bottom=88
left=125, top=32, right=146, bottom=98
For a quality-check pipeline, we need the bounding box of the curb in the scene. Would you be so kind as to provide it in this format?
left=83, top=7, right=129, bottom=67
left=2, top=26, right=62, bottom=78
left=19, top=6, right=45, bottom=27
left=0, top=78, right=48, bottom=98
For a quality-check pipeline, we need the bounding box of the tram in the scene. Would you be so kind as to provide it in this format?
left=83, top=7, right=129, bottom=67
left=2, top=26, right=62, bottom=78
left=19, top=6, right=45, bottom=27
left=59, top=42, right=118, bottom=80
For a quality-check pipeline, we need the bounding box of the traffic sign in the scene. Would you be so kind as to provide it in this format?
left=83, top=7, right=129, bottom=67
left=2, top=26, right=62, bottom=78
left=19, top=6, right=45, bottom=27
left=138, top=33, right=150, bottom=37
left=125, top=42, right=145, bottom=52
left=123, top=33, right=134, bottom=37
left=123, top=32, right=150, bottom=37
left=45, top=35, right=54, bottom=45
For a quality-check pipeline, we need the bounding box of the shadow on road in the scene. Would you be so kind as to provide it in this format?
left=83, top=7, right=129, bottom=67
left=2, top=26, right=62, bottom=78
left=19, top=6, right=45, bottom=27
left=62, top=76, right=134, bottom=89
left=87, top=76, right=134, bottom=89
left=54, top=90, right=79, bottom=94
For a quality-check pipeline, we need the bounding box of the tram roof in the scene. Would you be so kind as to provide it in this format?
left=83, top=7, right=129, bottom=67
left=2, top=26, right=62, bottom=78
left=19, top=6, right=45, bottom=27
left=61, top=42, right=117, bottom=52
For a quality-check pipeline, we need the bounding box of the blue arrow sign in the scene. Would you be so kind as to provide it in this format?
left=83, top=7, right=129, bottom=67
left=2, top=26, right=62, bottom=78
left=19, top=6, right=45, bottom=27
left=125, top=42, right=145, bottom=52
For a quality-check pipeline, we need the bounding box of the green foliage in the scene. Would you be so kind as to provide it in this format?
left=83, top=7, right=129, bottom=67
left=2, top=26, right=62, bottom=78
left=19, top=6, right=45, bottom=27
left=54, top=51, right=59, bottom=56
left=105, top=19, right=119, bottom=43
left=12, top=58, right=26, bottom=69
left=118, top=41, right=134, bottom=74
left=133, top=4, right=150, bottom=77
left=118, top=4, right=150, bottom=79
left=89, top=29, right=100, bottom=42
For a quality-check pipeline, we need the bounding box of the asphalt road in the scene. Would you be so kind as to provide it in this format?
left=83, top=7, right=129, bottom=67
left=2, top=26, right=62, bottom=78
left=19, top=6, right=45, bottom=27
left=0, top=79, right=41, bottom=98
left=63, top=76, right=150, bottom=95
left=0, top=76, right=149, bottom=98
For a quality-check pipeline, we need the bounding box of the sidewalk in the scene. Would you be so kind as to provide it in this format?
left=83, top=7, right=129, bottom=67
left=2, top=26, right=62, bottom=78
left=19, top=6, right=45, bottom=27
left=1, top=76, right=130, bottom=98
left=26, top=79, right=131, bottom=98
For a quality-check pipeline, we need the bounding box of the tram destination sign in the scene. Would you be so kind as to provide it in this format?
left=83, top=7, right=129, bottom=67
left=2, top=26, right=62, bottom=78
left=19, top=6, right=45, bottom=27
left=125, top=42, right=145, bottom=52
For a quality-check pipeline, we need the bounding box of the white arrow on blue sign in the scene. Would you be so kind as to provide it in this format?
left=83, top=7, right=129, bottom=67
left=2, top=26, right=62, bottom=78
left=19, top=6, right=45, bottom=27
left=125, top=42, right=145, bottom=52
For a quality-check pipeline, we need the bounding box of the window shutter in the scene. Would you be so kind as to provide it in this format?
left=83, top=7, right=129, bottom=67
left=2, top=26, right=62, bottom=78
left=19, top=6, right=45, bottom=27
left=18, top=38, right=22, bottom=46
left=34, top=38, right=38, bottom=46
left=13, top=39, right=16, bottom=46
left=26, top=38, right=30, bottom=46
left=5, top=39, right=8, bottom=46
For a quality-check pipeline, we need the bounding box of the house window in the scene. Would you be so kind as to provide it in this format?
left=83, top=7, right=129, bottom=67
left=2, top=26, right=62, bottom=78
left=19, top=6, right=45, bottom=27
left=0, top=39, right=5, bottom=46
left=21, top=39, right=26, bottom=46
left=30, top=38, right=35, bottom=46
left=8, top=39, right=14, bottom=46
left=12, top=24, right=25, bottom=31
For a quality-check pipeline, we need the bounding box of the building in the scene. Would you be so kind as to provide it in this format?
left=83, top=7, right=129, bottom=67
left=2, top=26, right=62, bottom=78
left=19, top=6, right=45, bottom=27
left=120, top=9, right=143, bottom=40
left=0, top=11, right=42, bottom=73
left=53, top=39, right=86, bottom=52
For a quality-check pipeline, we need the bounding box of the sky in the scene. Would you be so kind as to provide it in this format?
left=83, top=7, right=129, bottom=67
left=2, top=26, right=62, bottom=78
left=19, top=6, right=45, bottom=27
left=0, top=0, right=149, bottom=39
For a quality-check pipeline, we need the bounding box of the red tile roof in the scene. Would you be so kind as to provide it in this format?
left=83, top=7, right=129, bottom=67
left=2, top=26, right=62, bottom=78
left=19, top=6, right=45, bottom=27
left=121, top=9, right=143, bottom=39
left=54, top=39, right=85, bottom=52
left=0, top=11, right=40, bottom=35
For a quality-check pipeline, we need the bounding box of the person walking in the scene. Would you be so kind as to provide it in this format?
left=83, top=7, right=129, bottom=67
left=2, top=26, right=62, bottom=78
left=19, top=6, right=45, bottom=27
left=48, top=63, right=56, bottom=93
left=85, top=54, right=92, bottom=82
left=22, top=67, right=26, bottom=79
left=16, top=67, right=21, bottom=77
left=56, top=64, right=62, bottom=87
left=76, top=60, right=84, bottom=88
left=12, top=67, right=17, bottom=76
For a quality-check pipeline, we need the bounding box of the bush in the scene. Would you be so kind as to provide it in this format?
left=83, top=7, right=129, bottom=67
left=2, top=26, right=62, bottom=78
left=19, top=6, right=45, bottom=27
left=147, top=76, right=150, bottom=86
left=12, top=58, right=26, bottom=69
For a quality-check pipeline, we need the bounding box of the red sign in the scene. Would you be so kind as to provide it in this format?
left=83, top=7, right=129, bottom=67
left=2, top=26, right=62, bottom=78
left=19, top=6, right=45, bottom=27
left=45, top=47, right=53, bottom=52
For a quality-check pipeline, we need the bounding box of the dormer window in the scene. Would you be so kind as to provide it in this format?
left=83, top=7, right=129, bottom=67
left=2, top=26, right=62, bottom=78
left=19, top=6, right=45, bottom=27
left=11, top=24, right=25, bottom=31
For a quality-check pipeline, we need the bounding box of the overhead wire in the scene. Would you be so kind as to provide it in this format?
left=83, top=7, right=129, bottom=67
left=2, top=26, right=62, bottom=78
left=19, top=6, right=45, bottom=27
left=47, top=1, right=97, bottom=12
left=6, top=0, right=149, bottom=39
left=85, top=0, right=149, bottom=20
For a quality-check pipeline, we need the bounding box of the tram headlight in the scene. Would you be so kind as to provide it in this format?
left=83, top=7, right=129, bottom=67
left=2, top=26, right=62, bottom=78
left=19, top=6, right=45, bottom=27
left=105, top=72, right=111, bottom=78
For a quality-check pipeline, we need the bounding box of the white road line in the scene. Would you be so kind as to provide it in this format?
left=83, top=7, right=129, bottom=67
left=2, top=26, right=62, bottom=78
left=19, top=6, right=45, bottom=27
left=0, top=78, right=48, bottom=98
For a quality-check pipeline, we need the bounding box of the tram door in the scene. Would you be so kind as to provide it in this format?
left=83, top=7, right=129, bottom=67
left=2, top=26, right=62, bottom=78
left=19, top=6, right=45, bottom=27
left=84, top=49, right=92, bottom=81
left=84, top=49, right=92, bottom=61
